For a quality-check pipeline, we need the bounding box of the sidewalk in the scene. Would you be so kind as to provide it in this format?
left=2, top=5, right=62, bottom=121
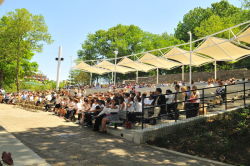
left=0, top=104, right=230, bottom=166
left=0, top=126, right=49, bottom=166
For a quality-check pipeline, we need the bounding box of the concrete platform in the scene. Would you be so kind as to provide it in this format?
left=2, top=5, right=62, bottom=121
left=0, top=126, right=49, bottom=166
left=107, top=104, right=249, bottom=144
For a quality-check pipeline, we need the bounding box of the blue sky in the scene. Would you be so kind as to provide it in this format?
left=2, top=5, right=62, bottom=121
left=0, top=0, right=241, bottom=81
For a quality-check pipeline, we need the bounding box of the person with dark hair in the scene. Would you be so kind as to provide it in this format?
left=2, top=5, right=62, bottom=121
left=165, top=89, right=176, bottom=119
left=84, top=99, right=103, bottom=127
left=151, top=88, right=166, bottom=117
left=186, top=85, right=200, bottom=118
left=215, top=80, right=226, bottom=103
left=64, top=98, right=78, bottom=121
left=100, top=99, right=119, bottom=133
left=165, top=89, right=174, bottom=104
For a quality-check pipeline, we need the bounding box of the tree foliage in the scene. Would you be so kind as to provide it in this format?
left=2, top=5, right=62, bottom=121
left=75, top=0, right=250, bottom=84
left=175, top=0, right=249, bottom=41
left=69, top=70, right=90, bottom=86
left=78, top=24, right=184, bottom=61
left=241, top=0, right=250, bottom=8
left=0, top=8, right=52, bottom=91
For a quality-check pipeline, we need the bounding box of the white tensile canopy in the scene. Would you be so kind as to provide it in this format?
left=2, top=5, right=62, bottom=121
left=74, top=61, right=110, bottom=75
left=74, top=61, right=110, bottom=85
left=164, top=47, right=213, bottom=81
left=194, top=37, right=250, bottom=79
left=118, top=57, right=155, bottom=72
left=237, top=27, right=250, bottom=44
left=139, top=53, right=181, bottom=70
left=139, top=53, right=181, bottom=84
left=95, top=60, right=135, bottom=74
left=195, top=37, right=250, bottom=61
left=164, top=47, right=213, bottom=66
left=118, top=57, right=155, bottom=83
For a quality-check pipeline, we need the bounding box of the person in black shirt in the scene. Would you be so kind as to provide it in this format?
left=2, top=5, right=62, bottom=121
left=151, top=88, right=166, bottom=116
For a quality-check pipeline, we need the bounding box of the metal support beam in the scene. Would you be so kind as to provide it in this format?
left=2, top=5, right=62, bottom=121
left=214, top=61, right=217, bottom=80
left=156, top=68, right=159, bottom=84
left=136, top=70, right=139, bottom=83
left=111, top=72, right=113, bottom=84
left=182, top=65, right=185, bottom=81
left=90, top=73, right=92, bottom=86
left=114, top=50, right=118, bottom=86
left=188, top=31, right=192, bottom=85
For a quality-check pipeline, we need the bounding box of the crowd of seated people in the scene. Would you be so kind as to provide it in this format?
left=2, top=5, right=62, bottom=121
left=0, top=78, right=248, bottom=132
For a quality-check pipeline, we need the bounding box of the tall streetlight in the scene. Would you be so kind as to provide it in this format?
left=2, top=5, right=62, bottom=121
left=114, top=50, right=118, bottom=86
left=55, top=46, right=64, bottom=90
left=187, top=31, right=192, bottom=85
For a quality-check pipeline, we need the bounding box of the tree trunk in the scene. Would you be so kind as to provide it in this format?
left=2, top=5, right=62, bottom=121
left=0, top=69, right=3, bottom=89
left=15, top=59, right=20, bottom=92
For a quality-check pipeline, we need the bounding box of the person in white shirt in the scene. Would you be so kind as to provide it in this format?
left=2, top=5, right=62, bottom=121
left=126, top=97, right=135, bottom=112
left=54, top=96, right=61, bottom=114
left=165, top=90, right=174, bottom=105
left=206, top=81, right=215, bottom=88
left=144, top=94, right=154, bottom=106
left=100, top=99, right=119, bottom=133
left=186, top=85, right=200, bottom=118
left=45, top=94, right=52, bottom=101
left=84, top=99, right=103, bottom=127
left=64, top=98, right=77, bottom=121
left=75, top=100, right=84, bottom=124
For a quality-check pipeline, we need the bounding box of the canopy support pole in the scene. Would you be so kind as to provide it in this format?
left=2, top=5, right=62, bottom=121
left=90, top=73, right=92, bottom=86
left=136, top=70, right=138, bottom=83
left=182, top=65, right=185, bottom=81
left=114, top=50, right=118, bottom=86
left=188, top=31, right=192, bottom=85
left=214, top=61, right=217, bottom=80
left=111, top=72, right=113, bottom=84
left=156, top=68, right=159, bottom=84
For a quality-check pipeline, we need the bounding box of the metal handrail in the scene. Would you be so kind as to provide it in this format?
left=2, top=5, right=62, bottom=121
left=141, top=81, right=250, bottom=129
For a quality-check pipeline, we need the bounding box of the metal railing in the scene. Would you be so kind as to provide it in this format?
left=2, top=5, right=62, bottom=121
left=141, top=81, right=250, bottom=129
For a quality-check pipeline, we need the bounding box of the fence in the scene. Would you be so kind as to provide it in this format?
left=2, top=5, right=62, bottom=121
left=141, top=81, right=250, bottom=130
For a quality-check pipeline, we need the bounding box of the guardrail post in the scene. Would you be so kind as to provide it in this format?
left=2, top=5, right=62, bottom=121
left=141, top=96, right=144, bottom=130
left=243, top=82, right=246, bottom=108
left=225, top=85, right=227, bottom=110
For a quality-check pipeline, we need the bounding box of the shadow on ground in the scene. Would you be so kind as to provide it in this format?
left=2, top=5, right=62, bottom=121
left=10, top=124, right=217, bottom=166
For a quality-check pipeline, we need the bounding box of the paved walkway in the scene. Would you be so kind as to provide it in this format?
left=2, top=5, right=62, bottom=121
left=0, top=126, right=49, bottom=166
left=0, top=104, right=227, bottom=166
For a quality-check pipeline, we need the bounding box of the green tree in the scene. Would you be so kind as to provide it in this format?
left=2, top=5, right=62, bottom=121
left=241, top=0, right=250, bottom=8
left=69, top=70, right=90, bottom=86
left=0, top=8, right=52, bottom=91
left=194, top=15, right=236, bottom=38
left=77, top=24, right=184, bottom=81
left=174, top=7, right=212, bottom=41
left=78, top=24, right=146, bottom=62
left=174, top=0, right=246, bottom=41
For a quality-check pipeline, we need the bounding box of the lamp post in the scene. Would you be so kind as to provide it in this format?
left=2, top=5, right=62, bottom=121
left=114, top=50, right=118, bottom=86
left=188, top=31, right=192, bottom=85
left=55, top=46, right=64, bottom=90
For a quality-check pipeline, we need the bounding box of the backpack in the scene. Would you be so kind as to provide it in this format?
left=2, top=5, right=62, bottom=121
left=1, top=152, right=13, bottom=165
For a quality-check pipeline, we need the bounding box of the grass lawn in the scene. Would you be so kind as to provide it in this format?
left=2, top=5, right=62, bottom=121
left=147, top=107, right=250, bottom=166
